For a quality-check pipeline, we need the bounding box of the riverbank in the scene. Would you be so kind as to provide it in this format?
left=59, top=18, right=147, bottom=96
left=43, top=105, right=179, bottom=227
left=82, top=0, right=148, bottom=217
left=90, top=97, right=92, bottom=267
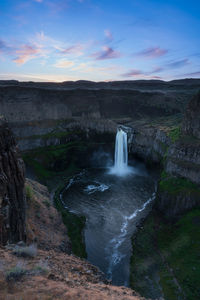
left=130, top=208, right=200, bottom=300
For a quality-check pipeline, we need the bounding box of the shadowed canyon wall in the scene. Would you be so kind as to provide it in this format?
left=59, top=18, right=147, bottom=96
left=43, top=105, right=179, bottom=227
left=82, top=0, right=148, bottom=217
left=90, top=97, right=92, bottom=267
left=0, top=79, right=199, bottom=151
left=0, top=119, right=26, bottom=245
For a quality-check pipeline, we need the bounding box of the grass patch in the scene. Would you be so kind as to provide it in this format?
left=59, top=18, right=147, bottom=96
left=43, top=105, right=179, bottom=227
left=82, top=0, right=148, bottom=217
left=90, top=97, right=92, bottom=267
left=54, top=186, right=87, bottom=258
left=168, top=126, right=181, bottom=143
left=31, top=260, right=49, bottom=275
left=159, top=175, right=200, bottom=196
left=130, top=209, right=200, bottom=300
left=22, top=142, right=86, bottom=182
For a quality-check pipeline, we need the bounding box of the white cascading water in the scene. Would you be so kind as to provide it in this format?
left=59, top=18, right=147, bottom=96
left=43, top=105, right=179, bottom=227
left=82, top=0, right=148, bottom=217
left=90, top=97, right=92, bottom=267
left=109, top=128, right=132, bottom=176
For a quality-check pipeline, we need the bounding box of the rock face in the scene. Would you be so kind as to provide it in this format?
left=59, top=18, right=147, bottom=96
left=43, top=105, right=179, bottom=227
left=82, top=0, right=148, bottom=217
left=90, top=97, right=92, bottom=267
left=0, top=247, right=145, bottom=300
left=0, top=119, right=26, bottom=244
left=25, top=178, right=71, bottom=252
left=166, top=138, right=200, bottom=184
left=129, top=125, right=170, bottom=164
left=0, top=79, right=198, bottom=151
left=182, top=91, right=200, bottom=138
left=165, top=92, right=200, bottom=185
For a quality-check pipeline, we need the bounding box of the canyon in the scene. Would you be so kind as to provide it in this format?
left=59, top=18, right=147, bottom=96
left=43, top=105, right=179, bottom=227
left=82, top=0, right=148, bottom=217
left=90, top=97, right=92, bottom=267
left=0, top=79, right=200, bottom=300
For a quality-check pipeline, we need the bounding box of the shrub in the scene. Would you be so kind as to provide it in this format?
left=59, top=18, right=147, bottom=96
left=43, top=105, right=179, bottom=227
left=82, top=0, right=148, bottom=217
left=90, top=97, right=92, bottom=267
left=32, top=260, right=49, bottom=275
left=6, top=266, right=27, bottom=281
left=12, top=244, right=37, bottom=258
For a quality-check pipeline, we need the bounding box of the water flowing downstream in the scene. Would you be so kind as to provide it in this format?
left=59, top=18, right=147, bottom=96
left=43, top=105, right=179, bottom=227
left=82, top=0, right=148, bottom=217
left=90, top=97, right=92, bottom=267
left=61, top=129, right=156, bottom=285
left=62, top=161, right=156, bottom=286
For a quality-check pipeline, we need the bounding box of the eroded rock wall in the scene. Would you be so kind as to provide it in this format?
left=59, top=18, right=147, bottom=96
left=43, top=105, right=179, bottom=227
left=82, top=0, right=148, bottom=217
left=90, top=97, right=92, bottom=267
left=0, top=79, right=198, bottom=151
left=182, top=91, right=200, bottom=138
left=0, top=119, right=26, bottom=244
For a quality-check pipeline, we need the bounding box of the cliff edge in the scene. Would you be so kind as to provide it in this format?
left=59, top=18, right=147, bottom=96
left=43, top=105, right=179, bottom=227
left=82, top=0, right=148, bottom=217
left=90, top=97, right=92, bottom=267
left=0, top=119, right=26, bottom=244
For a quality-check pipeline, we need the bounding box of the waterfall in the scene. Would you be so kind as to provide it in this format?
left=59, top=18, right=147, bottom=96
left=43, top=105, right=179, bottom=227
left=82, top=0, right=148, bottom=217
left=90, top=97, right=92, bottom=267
left=109, top=128, right=132, bottom=176
left=114, top=129, right=128, bottom=171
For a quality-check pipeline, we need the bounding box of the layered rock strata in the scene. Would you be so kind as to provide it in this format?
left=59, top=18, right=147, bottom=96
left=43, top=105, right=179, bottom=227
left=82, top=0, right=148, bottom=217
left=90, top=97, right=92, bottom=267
left=0, top=119, right=26, bottom=244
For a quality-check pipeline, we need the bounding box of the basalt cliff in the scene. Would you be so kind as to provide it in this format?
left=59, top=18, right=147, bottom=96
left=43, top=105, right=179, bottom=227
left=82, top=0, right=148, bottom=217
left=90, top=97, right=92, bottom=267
left=0, top=119, right=26, bottom=245
left=0, top=79, right=199, bottom=151
left=0, top=79, right=200, bottom=300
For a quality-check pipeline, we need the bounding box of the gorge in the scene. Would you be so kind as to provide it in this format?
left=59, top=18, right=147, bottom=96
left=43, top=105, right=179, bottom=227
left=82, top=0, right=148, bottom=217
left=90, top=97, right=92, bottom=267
left=0, top=79, right=200, bottom=300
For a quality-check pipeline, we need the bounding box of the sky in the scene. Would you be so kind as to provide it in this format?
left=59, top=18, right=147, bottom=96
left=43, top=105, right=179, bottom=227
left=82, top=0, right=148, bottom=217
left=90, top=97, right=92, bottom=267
left=0, top=0, right=200, bottom=82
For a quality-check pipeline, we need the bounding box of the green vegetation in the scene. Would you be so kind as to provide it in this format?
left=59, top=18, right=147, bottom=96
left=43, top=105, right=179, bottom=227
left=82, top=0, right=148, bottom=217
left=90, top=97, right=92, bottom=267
left=22, top=142, right=86, bottom=182
left=25, top=185, right=34, bottom=200
left=159, top=174, right=200, bottom=196
left=168, top=126, right=181, bottom=143
left=54, top=186, right=87, bottom=258
left=6, top=266, right=27, bottom=281
left=130, top=209, right=200, bottom=300
left=12, top=244, right=37, bottom=258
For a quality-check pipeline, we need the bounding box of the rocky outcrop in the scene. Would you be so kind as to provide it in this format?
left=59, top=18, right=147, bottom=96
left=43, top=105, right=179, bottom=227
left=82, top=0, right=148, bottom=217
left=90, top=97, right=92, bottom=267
left=182, top=91, right=200, bottom=138
left=0, top=247, right=145, bottom=300
left=15, top=118, right=117, bottom=151
left=0, top=119, right=26, bottom=244
left=129, top=125, right=170, bottom=164
left=166, top=137, right=200, bottom=184
left=25, top=178, right=71, bottom=252
left=165, top=92, right=200, bottom=185
left=156, top=184, right=200, bottom=218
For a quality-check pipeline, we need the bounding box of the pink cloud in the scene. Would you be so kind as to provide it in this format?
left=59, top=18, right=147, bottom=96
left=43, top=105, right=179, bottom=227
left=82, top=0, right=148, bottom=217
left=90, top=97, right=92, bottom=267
left=61, top=44, right=84, bottom=55
left=136, top=47, right=168, bottom=58
left=13, top=45, right=40, bottom=64
left=54, top=59, right=74, bottom=68
left=90, top=46, right=121, bottom=60
left=122, top=67, right=162, bottom=79
left=104, top=29, right=113, bottom=42
left=122, top=69, right=142, bottom=77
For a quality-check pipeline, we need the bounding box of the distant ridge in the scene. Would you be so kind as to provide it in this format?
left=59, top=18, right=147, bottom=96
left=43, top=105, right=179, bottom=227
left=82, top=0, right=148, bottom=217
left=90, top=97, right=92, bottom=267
left=0, top=78, right=199, bottom=91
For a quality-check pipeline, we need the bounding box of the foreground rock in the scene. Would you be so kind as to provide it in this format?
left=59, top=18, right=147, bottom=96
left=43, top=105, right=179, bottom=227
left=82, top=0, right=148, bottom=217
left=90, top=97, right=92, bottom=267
left=0, top=119, right=26, bottom=245
left=0, top=247, right=145, bottom=300
left=25, top=178, right=71, bottom=252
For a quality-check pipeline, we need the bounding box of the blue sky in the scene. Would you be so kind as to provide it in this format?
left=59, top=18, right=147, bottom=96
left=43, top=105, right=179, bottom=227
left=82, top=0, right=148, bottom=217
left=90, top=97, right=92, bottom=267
left=0, top=0, right=200, bottom=81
